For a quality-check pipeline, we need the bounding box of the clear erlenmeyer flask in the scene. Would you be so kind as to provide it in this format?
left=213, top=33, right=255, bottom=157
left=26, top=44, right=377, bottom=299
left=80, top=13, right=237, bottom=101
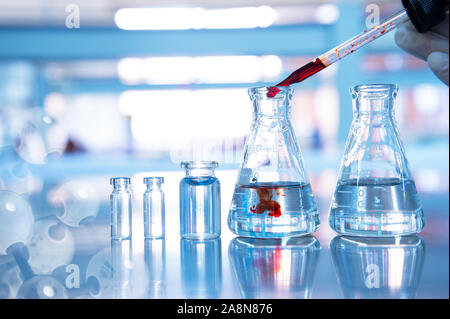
left=228, top=86, right=319, bottom=238
left=329, top=84, right=425, bottom=237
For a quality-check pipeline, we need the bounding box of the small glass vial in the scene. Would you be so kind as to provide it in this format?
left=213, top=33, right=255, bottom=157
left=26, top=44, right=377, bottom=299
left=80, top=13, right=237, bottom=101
left=110, top=177, right=132, bottom=240
left=179, top=161, right=221, bottom=240
left=143, top=177, right=165, bottom=239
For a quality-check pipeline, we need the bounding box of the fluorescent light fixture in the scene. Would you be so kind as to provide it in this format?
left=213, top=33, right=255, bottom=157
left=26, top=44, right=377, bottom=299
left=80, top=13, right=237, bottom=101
left=117, top=55, right=282, bottom=85
left=414, top=84, right=441, bottom=115
left=118, top=89, right=251, bottom=151
left=114, top=6, right=277, bottom=30
left=315, top=4, right=339, bottom=24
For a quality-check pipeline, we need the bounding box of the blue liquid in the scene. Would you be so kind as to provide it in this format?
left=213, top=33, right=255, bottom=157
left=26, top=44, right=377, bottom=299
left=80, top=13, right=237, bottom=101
left=329, top=178, right=425, bottom=237
left=228, top=182, right=319, bottom=238
left=180, top=176, right=221, bottom=240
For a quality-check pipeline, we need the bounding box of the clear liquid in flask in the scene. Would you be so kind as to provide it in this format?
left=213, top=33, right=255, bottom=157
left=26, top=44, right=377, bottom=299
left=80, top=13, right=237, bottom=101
left=329, top=178, right=424, bottom=237
left=228, top=181, right=319, bottom=238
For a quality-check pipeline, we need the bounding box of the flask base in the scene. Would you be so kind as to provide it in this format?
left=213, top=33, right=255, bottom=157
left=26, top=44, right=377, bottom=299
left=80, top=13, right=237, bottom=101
left=329, top=210, right=425, bottom=237
left=228, top=213, right=320, bottom=238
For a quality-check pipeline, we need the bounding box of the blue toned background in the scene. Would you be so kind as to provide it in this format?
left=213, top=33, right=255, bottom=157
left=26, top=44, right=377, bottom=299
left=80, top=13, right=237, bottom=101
left=0, top=0, right=448, bottom=299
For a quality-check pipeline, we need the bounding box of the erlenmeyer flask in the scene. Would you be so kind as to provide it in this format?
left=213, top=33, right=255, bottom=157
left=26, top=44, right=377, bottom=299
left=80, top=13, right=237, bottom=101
left=228, top=86, right=319, bottom=238
left=329, top=84, right=424, bottom=237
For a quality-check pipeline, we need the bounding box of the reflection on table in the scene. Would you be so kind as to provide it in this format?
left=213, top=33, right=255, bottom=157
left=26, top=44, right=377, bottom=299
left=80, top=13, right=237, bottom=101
left=144, top=238, right=166, bottom=298
left=180, top=238, right=222, bottom=299
left=331, top=235, right=425, bottom=299
left=228, top=236, right=320, bottom=299
left=85, top=239, right=133, bottom=299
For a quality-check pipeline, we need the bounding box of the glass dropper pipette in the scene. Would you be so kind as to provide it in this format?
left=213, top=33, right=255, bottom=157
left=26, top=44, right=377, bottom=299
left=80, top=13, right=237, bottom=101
left=267, top=0, right=448, bottom=97
left=318, top=10, right=409, bottom=68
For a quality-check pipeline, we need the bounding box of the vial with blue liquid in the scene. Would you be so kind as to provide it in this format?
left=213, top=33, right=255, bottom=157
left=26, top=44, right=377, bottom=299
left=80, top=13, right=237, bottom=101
left=179, top=161, right=221, bottom=240
left=329, top=84, right=425, bottom=237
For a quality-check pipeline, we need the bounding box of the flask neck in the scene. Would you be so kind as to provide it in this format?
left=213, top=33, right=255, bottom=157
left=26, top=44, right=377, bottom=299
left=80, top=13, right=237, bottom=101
left=354, top=99, right=394, bottom=118
left=352, top=84, right=397, bottom=118
left=252, top=99, right=291, bottom=119
left=249, top=86, right=292, bottom=119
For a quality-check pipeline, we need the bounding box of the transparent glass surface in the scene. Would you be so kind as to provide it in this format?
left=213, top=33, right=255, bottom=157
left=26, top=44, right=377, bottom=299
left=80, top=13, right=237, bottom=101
left=0, top=223, right=447, bottom=299
left=331, top=235, right=425, bottom=298
left=329, top=84, right=425, bottom=237
left=143, top=177, right=165, bottom=239
left=229, top=236, right=320, bottom=298
left=228, top=87, right=319, bottom=238
left=144, top=239, right=166, bottom=298
left=180, top=238, right=222, bottom=298
left=110, top=177, right=132, bottom=240
left=111, top=239, right=133, bottom=299
left=179, top=161, right=221, bottom=240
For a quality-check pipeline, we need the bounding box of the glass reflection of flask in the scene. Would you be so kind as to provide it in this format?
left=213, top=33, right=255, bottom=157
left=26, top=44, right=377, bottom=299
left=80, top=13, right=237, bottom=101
left=228, top=236, right=320, bottom=299
left=330, top=236, right=425, bottom=299
left=180, top=238, right=222, bottom=298
left=329, top=84, right=424, bottom=237
left=228, top=87, right=319, bottom=238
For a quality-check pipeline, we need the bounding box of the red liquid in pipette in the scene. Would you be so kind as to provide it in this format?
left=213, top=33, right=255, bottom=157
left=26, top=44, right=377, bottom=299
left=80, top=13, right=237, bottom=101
left=266, top=58, right=326, bottom=97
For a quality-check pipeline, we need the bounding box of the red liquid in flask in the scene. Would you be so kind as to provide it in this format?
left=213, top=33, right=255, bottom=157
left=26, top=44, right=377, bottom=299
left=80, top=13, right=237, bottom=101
left=266, top=58, right=326, bottom=98
left=240, top=182, right=298, bottom=218
left=249, top=185, right=283, bottom=218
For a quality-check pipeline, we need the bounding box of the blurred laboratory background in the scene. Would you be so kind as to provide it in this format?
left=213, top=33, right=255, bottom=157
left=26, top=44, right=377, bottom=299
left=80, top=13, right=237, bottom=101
left=0, top=0, right=448, bottom=299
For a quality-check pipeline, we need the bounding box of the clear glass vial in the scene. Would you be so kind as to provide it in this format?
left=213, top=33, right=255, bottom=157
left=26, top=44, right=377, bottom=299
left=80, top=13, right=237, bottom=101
left=143, top=177, right=165, bottom=239
left=110, top=177, right=132, bottom=240
left=329, top=84, right=425, bottom=237
left=179, top=161, right=221, bottom=240
left=228, top=86, right=319, bottom=238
